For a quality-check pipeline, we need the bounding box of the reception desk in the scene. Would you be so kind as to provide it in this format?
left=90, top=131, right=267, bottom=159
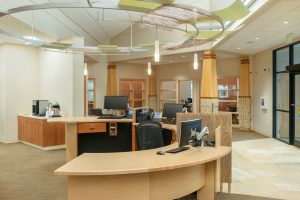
left=54, top=143, right=231, bottom=200
left=48, top=117, right=177, bottom=161
left=18, top=114, right=65, bottom=149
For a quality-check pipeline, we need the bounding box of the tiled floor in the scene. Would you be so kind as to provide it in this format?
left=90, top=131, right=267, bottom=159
left=231, top=137, right=300, bottom=200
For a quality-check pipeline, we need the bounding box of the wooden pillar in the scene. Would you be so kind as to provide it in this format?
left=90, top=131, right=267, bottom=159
left=148, top=68, right=157, bottom=111
left=239, top=58, right=251, bottom=129
left=106, top=64, right=117, bottom=96
left=200, top=50, right=219, bottom=113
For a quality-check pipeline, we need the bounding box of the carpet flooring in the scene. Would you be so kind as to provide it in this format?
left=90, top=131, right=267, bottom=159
left=0, top=130, right=280, bottom=200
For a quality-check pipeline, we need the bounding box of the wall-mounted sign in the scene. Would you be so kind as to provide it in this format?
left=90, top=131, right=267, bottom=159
left=260, top=97, right=267, bottom=109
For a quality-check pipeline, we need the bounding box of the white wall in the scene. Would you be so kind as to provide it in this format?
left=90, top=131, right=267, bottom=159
left=87, top=59, right=108, bottom=108
left=0, top=45, right=5, bottom=142
left=252, top=50, right=273, bottom=137
left=38, top=50, right=74, bottom=117
left=0, top=44, right=39, bottom=143
left=0, top=42, right=85, bottom=143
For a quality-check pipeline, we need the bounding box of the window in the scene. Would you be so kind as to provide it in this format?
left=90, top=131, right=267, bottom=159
left=119, top=79, right=146, bottom=108
left=218, top=78, right=239, bottom=125
left=159, top=80, right=179, bottom=111
left=87, top=78, right=96, bottom=110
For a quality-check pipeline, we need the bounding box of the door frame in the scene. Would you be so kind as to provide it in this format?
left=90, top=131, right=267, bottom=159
left=273, top=41, right=300, bottom=147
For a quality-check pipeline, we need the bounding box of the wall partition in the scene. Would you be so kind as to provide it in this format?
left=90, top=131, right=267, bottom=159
left=273, top=41, right=300, bottom=147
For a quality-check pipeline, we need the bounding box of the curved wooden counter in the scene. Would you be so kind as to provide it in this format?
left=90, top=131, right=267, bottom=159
left=54, top=144, right=230, bottom=176
left=55, top=144, right=231, bottom=200
left=47, top=116, right=133, bottom=124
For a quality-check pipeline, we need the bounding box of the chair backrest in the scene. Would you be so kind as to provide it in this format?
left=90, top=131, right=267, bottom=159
left=136, top=122, right=163, bottom=150
left=88, top=108, right=103, bottom=116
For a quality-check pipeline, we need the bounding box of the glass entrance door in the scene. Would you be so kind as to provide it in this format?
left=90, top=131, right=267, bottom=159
left=294, top=74, right=300, bottom=147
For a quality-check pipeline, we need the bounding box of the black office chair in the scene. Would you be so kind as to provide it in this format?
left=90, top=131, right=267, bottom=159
left=136, top=122, right=164, bottom=150
left=88, top=108, right=103, bottom=116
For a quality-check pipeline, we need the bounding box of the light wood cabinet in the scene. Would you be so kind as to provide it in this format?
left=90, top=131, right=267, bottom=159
left=18, top=115, right=65, bottom=148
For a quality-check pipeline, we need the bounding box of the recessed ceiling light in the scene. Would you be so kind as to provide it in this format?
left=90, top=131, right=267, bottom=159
left=255, top=37, right=260, bottom=40
left=237, top=47, right=241, bottom=50
left=283, top=21, right=289, bottom=24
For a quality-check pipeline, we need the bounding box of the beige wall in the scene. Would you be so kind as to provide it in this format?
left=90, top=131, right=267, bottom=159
left=38, top=49, right=74, bottom=117
left=0, top=44, right=39, bottom=143
left=156, top=58, right=241, bottom=112
left=252, top=50, right=273, bottom=137
left=116, top=63, right=149, bottom=105
left=87, top=59, right=108, bottom=109
left=0, top=43, right=85, bottom=143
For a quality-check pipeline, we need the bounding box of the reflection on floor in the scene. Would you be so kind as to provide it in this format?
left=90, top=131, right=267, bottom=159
left=231, top=129, right=300, bottom=200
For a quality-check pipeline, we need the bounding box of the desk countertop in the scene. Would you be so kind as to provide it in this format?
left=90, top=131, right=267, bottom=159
left=54, top=144, right=231, bottom=176
left=18, top=114, right=48, bottom=120
left=47, top=116, right=133, bottom=123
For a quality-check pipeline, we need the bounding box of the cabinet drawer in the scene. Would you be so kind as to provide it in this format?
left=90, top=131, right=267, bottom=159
left=77, top=123, right=106, bottom=133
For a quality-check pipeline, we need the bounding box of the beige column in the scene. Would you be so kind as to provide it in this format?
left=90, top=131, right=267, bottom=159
left=148, top=67, right=157, bottom=111
left=239, top=57, right=251, bottom=129
left=200, top=50, right=219, bottom=113
left=106, top=63, right=117, bottom=96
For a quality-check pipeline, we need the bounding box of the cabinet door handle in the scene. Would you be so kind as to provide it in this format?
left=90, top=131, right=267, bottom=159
left=90, top=124, right=95, bottom=129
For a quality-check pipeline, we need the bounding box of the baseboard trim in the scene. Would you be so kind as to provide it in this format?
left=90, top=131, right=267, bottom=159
left=20, top=141, right=66, bottom=151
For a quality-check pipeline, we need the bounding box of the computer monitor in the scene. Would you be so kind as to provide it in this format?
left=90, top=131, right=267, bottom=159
left=104, top=96, right=128, bottom=110
left=162, top=103, right=183, bottom=119
left=179, top=119, right=202, bottom=147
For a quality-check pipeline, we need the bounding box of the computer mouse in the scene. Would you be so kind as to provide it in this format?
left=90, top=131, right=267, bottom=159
left=156, top=150, right=165, bottom=155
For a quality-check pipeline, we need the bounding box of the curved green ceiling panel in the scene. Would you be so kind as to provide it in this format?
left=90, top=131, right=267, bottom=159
left=118, top=0, right=162, bottom=12
left=213, top=0, right=250, bottom=21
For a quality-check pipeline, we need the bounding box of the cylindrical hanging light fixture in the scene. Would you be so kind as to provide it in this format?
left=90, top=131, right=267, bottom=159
left=147, top=62, right=152, bottom=75
left=154, top=40, right=160, bottom=62
left=193, top=53, right=198, bottom=70
left=84, top=63, right=88, bottom=75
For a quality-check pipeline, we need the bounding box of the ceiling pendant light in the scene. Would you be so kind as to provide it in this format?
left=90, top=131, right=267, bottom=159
left=84, top=63, right=88, bottom=76
left=193, top=53, right=198, bottom=70
left=147, top=62, right=152, bottom=75
left=154, top=25, right=160, bottom=62
left=154, top=40, right=160, bottom=62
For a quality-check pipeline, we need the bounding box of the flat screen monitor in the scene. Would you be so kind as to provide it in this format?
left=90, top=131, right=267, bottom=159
left=179, top=119, right=202, bottom=147
left=162, top=103, right=183, bottom=119
left=104, top=96, right=128, bottom=110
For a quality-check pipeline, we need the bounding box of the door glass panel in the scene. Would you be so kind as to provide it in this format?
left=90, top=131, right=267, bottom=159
left=293, top=44, right=300, bottom=65
left=276, top=47, right=289, bottom=72
left=276, top=73, right=289, bottom=110
left=276, top=111, right=289, bottom=142
left=179, top=80, right=193, bottom=104
left=295, top=75, right=300, bottom=143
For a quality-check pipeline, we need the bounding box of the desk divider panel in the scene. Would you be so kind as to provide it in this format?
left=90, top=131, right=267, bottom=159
left=176, top=113, right=232, bottom=190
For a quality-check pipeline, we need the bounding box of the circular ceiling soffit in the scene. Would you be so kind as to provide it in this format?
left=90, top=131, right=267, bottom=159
left=0, top=2, right=224, bottom=55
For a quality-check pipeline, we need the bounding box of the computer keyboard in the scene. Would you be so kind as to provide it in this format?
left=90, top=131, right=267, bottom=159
left=98, top=115, right=123, bottom=119
left=165, top=146, right=190, bottom=153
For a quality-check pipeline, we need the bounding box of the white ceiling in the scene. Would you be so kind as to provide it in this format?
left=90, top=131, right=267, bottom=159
left=1, top=0, right=299, bottom=62
left=119, top=51, right=242, bottom=65
left=216, top=0, right=300, bottom=55
left=0, top=0, right=250, bottom=47
left=0, top=0, right=143, bottom=45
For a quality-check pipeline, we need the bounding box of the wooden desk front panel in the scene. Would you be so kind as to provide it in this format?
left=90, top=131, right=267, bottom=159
left=18, top=116, right=65, bottom=147
left=67, top=164, right=206, bottom=200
